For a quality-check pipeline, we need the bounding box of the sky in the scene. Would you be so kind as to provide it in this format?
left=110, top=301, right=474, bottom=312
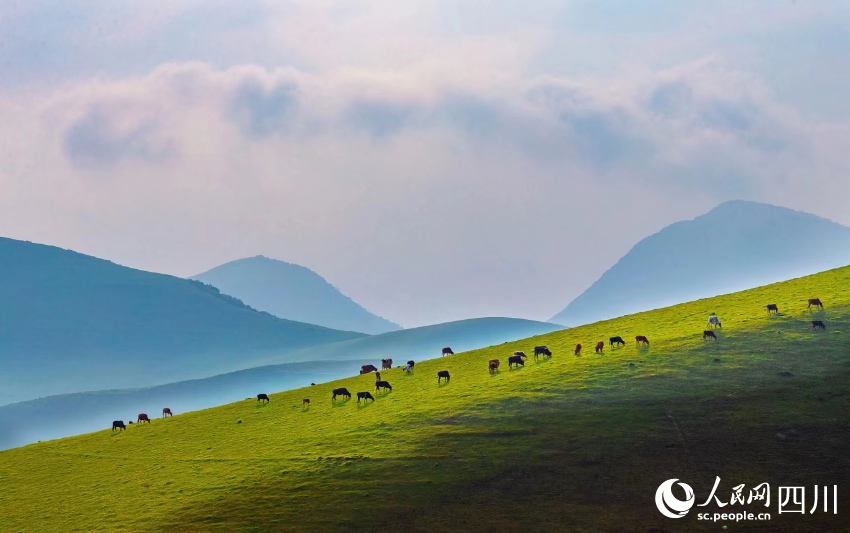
left=1, top=0, right=849, bottom=328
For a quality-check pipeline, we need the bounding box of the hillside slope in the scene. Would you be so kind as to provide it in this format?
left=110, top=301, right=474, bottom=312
left=260, top=316, right=564, bottom=365
left=550, top=200, right=850, bottom=326
left=192, top=256, right=401, bottom=334
left=0, top=359, right=374, bottom=451
left=1, top=266, right=848, bottom=532
left=0, top=317, right=561, bottom=449
left=0, top=237, right=365, bottom=405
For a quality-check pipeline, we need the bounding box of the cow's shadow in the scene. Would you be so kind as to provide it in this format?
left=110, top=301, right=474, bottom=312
left=331, top=400, right=351, bottom=408
left=438, top=380, right=450, bottom=387
left=356, top=401, right=374, bottom=408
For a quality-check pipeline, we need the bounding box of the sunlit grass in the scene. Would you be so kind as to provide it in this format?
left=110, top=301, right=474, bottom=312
left=1, top=266, right=848, bottom=532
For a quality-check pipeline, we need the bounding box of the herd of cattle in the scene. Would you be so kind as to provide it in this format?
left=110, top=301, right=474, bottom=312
left=111, top=298, right=827, bottom=431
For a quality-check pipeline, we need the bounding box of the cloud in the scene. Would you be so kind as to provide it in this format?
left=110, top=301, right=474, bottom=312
left=64, top=107, right=176, bottom=168
left=229, top=76, right=299, bottom=139
left=1, top=1, right=848, bottom=327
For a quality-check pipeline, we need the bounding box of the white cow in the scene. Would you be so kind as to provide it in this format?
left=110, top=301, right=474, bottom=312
left=707, top=315, right=722, bottom=329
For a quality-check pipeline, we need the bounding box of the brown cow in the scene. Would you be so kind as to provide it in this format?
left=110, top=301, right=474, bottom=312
left=137, top=413, right=151, bottom=424
left=635, top=335, right=650, bottom=346
left=808, top=298, right=824, bottom=310
left=703, top=330, right=717, bottom=341
left=360, top=364, right=378, bottom=374
left=375, top=372, right=381, bottom=382
left=442, top=347, right=454, bottom=356
left=489, top=359, right=500, bottom=373
left=162, top=408, right=172, bottom=418
left=595, top=341, right=604, bottom=354
left=302, top=398, right=311, bottom=408
left=766, top=304, right=779, bottom=315
left=381, top=358, right=393, bottom=370
left=574, top=344, right=582, bottom=356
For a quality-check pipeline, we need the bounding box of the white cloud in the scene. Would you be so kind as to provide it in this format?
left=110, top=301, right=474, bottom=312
left=0, top=2, right=848, bottom=326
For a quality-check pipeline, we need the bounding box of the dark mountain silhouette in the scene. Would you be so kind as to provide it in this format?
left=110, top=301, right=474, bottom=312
left=0, top=316, right=561, bottom=450
left=0, top=237, right=366, bottom=406
left=0, top=359, right=374, bottom=451
left=191, top=256, right=401, bottom=334
left=550, top=200, right=850, bottom=326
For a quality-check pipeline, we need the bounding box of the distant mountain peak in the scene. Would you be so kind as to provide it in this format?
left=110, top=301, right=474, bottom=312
left=191, top=256, right=401, bottom=335
left=549, top=200, right=850, bottom=326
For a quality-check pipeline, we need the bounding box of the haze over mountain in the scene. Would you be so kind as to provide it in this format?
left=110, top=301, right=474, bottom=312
left=0, top=359, right=374, bottom=451
left=192, top=256, right=401, bottom=334
left=0, top=238, right=365, bottom=406
left=257, top=317, right=564, bottom=366
left=550, top=200, right=850, bottom=326
left=0, top=316, right=561, bottom=449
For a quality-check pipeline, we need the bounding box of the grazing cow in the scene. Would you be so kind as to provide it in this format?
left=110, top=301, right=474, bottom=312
left=360, top=364, right=378, bottom=374
left=703, top=330, right=717, bottom=341
left=137, top=413, right=151, bottom=424
left=508, top=354, right=526, bottom=368
left=332, top=388, right=352, bottom=402
left=302, top=398, right=311, bottom=407
left=403, top=363, right=413, bottom=373
left=808, top=298, right=824, bottom=310
left=257, top=393, right=270, bottom=403
left=635, top=335, right=650, bottom=346
left=707, top=315, right=722, bottom=329
left=442, top=347, right=454, bottom=356
left=609, top=336, right=625, bottom=347
left=489, top=359, right=500, bottom=373
left=595, top=341, right=604, bottom=354
left=162, top=408, right=173, bottom=418
left=112, top=421, right=126, bottom=432
left=381, top=358, right=393, bottom=370
left=375, top=372, right=381, bottom=382
left=407, top=360, right=415, bottom=369
left=575, top=344, right=582, bottom=356
left=534, top=346, right=552, bottom=360
left=437, top=370, right=451, bottom=383
left=766, top=304, right=779, bottom=315
left=357, top=391, right=375, bottom=403
left=375, top=380, right=393, bottom=392
left=812, top=320, right=826, bottom=330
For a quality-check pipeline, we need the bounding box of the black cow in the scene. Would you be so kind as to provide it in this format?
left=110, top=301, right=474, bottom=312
left=437, top=370, right=450, bottom=383
left=257, top=393, right=270, bottom=403
left=332, top=388, right=351, bottom=402
left=442, top=347, right=454, bottom=356
left=112, top=421, right=126, bottom=432
left=360, top=364, right=378, bottom=374
left=812, top=320, right=826, bottom=330
left=357, top=391, right=375, bottom=403
left=766, top=304, right=779, bottom=315
left=703, top=330, right=717, bottom=341
left=534, top=346, right=552, bottom=360
left=508, top=354, right=525, bottom=368
left=375, top=380, right=393, bottom=392
left=609, top=336, right=626, bottom=347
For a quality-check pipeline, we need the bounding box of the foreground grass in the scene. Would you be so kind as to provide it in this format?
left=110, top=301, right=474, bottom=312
left=1, top=267, right=849, bottom=532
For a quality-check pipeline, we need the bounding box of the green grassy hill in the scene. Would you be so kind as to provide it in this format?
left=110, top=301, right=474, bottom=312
left=1, top=267, right=849, bottom=532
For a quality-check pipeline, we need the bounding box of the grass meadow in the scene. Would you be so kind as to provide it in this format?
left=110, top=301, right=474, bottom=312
left=1, top=267, right=849, bottom=532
